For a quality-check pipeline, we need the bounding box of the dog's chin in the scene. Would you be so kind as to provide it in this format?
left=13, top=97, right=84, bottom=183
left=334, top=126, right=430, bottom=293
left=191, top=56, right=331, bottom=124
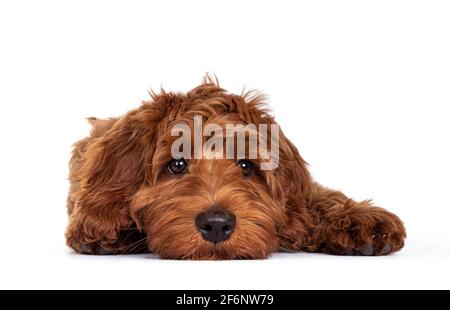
left=155, top=245, right=274, bottom=260
left=147, top=231, right=278, bottom=260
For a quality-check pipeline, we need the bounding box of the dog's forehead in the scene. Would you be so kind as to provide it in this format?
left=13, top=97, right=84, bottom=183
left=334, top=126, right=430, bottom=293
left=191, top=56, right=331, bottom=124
left=157, top=110, right=250, bottom=141
left=159, top=88, right=273, bottom=125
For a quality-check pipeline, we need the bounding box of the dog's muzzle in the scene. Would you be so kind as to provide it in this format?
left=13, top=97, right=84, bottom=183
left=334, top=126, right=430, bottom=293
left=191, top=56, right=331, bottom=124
left=195, top=208, right=236, bottom=244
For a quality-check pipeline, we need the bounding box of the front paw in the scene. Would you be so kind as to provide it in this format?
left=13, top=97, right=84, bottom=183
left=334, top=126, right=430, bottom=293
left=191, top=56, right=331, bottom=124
left=66, top=225, right=148, bottom=255
left=319, top=203, right=406, bottom=256
left=65, top=211, right=128, bottom=255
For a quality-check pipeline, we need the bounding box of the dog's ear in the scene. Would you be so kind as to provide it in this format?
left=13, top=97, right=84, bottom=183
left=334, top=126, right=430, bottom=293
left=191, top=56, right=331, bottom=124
left=275, top=132, right=311, bottom=202
left=271, top=130, right=314, bottom=250
left=66, top=100, right=168, bottom=253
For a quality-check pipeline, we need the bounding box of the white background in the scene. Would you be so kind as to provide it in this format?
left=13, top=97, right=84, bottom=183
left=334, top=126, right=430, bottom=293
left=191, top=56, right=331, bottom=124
left=0, top=0, right=449, bottom=289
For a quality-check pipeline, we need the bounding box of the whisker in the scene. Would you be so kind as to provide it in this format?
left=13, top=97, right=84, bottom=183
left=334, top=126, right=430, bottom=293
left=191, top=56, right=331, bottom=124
left=120, top=237, right=149, bottom=254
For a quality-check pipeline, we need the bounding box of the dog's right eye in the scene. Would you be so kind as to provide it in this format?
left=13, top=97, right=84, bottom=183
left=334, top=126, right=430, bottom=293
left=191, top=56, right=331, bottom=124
left=167, top=158, right=188, bottom=174
left=238, top=159, right=254, bottom=177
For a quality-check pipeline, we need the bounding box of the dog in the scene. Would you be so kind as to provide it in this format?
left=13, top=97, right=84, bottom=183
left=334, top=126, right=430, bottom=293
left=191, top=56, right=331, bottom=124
left=65, top=76, right=406, bottom=259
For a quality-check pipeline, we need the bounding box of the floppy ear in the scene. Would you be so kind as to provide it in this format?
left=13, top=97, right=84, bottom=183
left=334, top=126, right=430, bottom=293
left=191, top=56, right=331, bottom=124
left=272, top=130, right=314, bottom=251
left=66, top=102, right=166, bottom=254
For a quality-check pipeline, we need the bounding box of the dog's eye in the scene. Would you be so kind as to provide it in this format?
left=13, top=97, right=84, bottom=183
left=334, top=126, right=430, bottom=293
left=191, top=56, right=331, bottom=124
left=167, top=158, right=188, bottom=174
left=238, top=160, right=253, bottom=177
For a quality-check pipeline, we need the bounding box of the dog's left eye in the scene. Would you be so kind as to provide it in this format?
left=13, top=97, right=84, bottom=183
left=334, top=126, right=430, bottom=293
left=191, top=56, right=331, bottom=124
left=238, top=160, right=253, bottom=177
left=167, top=158, right=188, bottom=174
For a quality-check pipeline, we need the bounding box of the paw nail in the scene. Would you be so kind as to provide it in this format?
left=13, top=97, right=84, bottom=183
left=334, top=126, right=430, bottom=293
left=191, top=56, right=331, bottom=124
left=380, top=244, right=392, bottom=255
left=80, top=243, right=91, bottom=254
left=371, top=234, right=376, bottom=239
left=345, top=250, right=355, bottom=255
left=98, top=248, right=112, bottom=255
left=71, top=243, right=81, bottom=252
left=382, top=234, right=388, bottom=239
left=360, top=245, right=374, bottom=256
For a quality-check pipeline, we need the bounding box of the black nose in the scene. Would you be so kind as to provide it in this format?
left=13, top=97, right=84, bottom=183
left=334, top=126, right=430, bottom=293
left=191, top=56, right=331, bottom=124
left=195, top=209, right=236, bottom=244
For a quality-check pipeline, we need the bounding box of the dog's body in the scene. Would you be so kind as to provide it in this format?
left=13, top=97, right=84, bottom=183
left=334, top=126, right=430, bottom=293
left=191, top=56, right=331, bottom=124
left=66, top=78, right=405, bottom=259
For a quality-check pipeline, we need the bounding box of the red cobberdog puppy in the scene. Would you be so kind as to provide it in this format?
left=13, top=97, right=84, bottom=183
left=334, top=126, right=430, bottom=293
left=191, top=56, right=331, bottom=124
left=65, top=77, right=406, bottom=259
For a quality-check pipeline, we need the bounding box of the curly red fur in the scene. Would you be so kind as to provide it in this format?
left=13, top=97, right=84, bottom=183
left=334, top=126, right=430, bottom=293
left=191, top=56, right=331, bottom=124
left=65, top=76, right=406, bottom=259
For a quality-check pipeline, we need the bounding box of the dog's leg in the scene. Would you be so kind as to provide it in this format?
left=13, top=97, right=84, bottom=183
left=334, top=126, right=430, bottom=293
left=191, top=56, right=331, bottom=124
left=304, top=183, right=406, bottom=255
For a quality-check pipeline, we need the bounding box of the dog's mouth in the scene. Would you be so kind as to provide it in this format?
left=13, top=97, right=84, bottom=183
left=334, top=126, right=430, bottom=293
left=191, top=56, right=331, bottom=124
left=154, top=243, right=270, bottom=260
left=132, top=188, right=283, bottom=259
left=146, top=223, right=278, bottom=260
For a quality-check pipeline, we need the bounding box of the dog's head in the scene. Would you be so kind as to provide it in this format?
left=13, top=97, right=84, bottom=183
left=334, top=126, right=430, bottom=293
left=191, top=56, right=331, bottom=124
left=80, top=78, right=312, bottom=259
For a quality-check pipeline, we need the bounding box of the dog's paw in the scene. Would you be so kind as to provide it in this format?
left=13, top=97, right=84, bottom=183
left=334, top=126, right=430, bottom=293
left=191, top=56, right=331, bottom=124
left=319, top=205, right=406, bottom=256
left=67, top=226, right=149, bottom=255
